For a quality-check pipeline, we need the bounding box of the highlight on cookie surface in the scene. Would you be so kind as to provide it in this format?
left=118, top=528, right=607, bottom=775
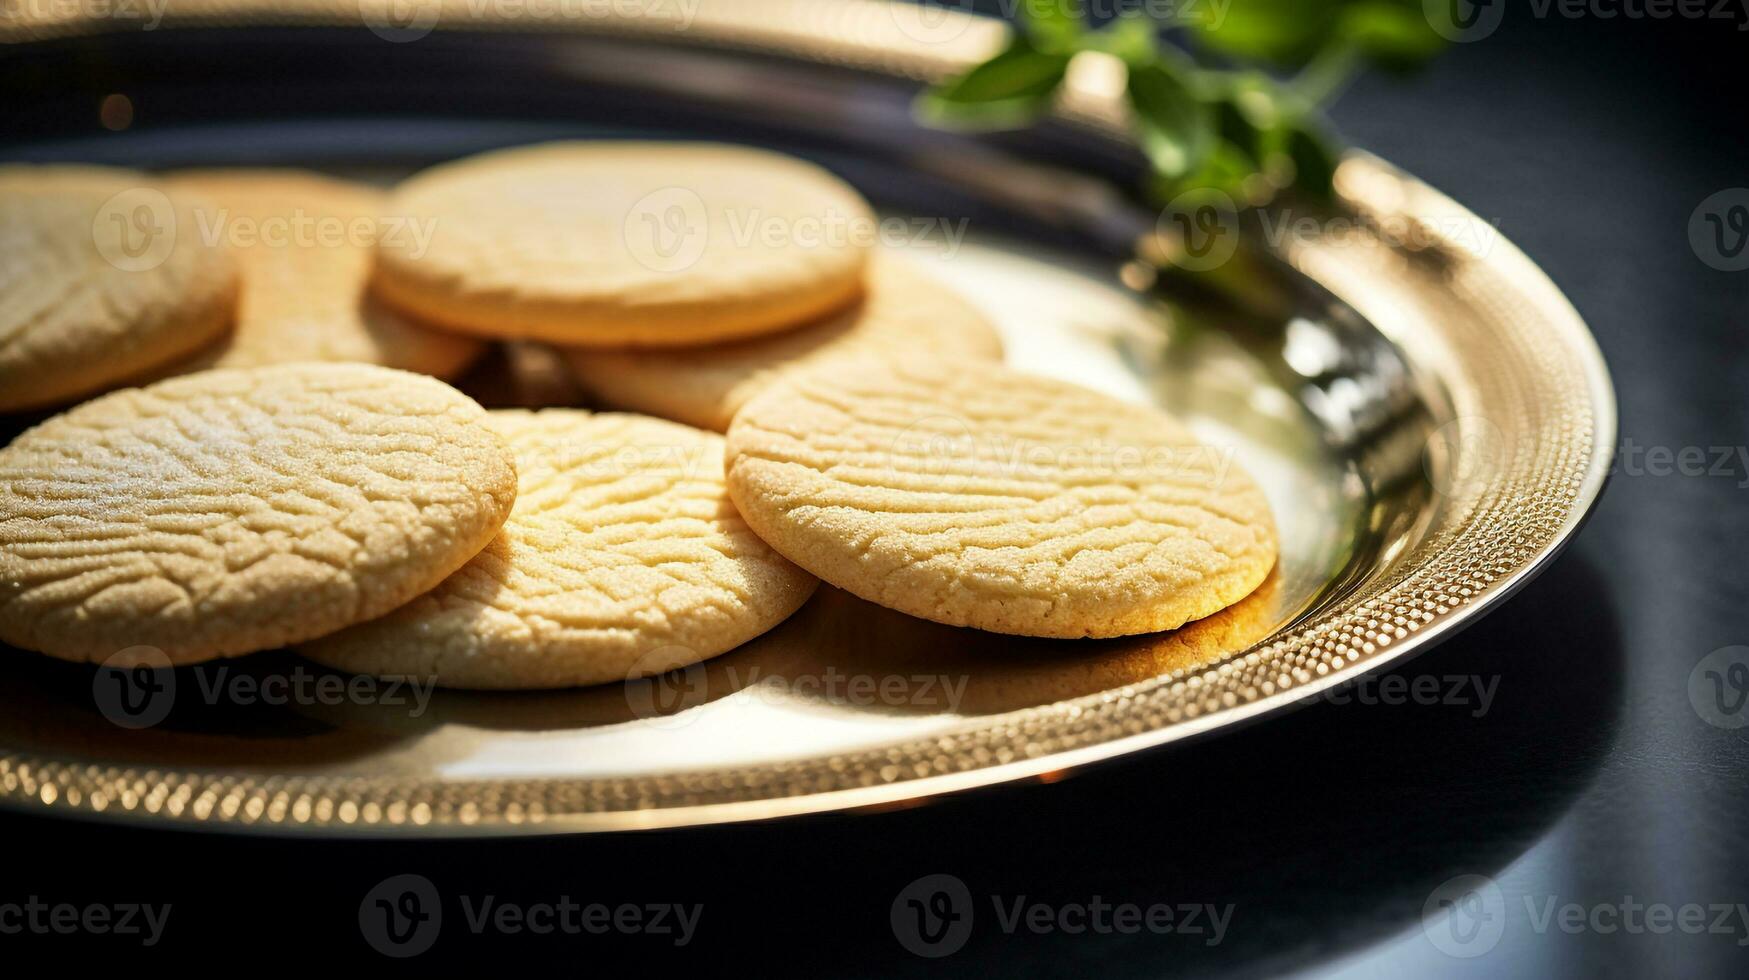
left=562, top=252, right=1005, bottom=432
left=0, top=363, right=518, bottom=665
left=372, top=141, right=875, bottom=348
left=162, top=168, right=484, bottom=378
left=0, top=164, right=238, bottom=413
left=724, top=357, right=1279, bottom=639
left=299, top=409, right=818, bottom=690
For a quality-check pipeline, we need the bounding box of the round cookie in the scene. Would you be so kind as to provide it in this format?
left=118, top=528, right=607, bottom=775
left=563, top=255, right=1004, bottom=432
left=725, top=358, right=1278, bottom=639
left=301, top=410, right=818, bottom=690
left=0, top=364, right=518, bottom=665
left=0, top=165, right=236, bottom=413
left=165, top=169, right=484, bottom=377
left=375, top=141, right=874, bottom=347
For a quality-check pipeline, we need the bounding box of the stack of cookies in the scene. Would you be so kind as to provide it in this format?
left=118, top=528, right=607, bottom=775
left=0, top=143, right=1277, bottom=691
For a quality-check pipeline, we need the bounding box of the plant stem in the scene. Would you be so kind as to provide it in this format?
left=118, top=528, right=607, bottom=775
left=1289, top=40, right=1362, bottom=112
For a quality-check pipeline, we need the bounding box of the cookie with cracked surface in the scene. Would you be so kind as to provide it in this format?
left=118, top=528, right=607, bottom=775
left=164, top=169, right=484, bottom=377
left=724, top=358, right=1278, bottom=639
left=374, top=141, right=873, bottom=347
left=0, top=364, right=518, bottom=665
left=300, top=410, right=818, bottom=690
left=0, top=165, right=237, bottom=413
left=563, top=254, right=1003, bottom=432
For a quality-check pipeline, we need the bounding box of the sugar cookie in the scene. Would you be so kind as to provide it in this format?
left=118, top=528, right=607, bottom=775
left=725, top=359, right=1277, bottom=638
left=165, top=169, right=484, bottom=377
left=0, top=165, right=236, bottom=412
left=301, top=410, right=818, bottom=689
left=374, top=142, right=873, bottom=347
left=563, top=255, right=1003, bottom=431
left=0, top=364, right=517, bottom=664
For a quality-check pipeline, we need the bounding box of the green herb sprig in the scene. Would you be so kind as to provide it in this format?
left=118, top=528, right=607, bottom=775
left=917, top=0, right=1446, bottom=205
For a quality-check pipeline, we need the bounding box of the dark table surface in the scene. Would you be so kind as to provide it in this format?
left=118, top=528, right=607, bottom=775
left=3, top=8, right=1746, bottom=977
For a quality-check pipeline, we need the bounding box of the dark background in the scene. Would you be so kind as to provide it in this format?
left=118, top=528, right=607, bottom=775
left=3, top=4, right=1747, bottom=976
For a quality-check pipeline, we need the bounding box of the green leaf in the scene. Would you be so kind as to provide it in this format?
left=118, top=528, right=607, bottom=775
left=1017, top=0, right=1085, bottom=53
left=1089, top=13, right=1158, bottom=65
left=1197, top=0, right=1442, bottom=71
left=1193, top=0, right=1345, bottom=68
left=1149, top=139, right=1257, bottom=207
left=1339, top=1, right=1446, bottom=69
left=1126, top=60, right=1215, bottom=180
left=1179, top=141, right=1258, bottom=198
left=915, top=38, right=1072, bottom=131
left=913, top=1, right=1402, bottom=205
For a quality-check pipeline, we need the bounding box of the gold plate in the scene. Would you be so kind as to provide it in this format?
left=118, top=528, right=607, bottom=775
left=0, top=1, right=1614, bottom=834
